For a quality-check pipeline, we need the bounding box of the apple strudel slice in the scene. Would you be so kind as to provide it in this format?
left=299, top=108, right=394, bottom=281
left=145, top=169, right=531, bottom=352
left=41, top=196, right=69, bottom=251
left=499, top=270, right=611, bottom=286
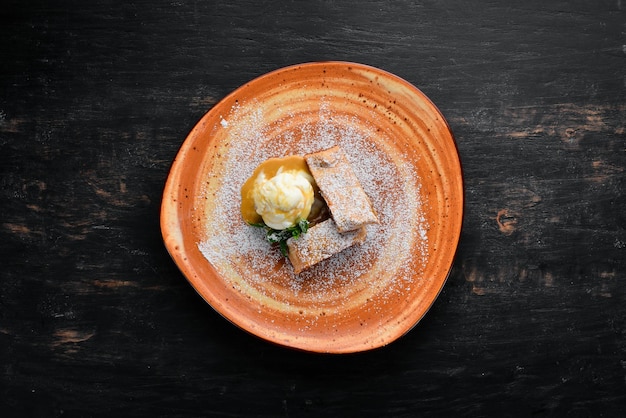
left=305, top=146, right=379, bottom=232
left=287, top=219, right=366, bottom=274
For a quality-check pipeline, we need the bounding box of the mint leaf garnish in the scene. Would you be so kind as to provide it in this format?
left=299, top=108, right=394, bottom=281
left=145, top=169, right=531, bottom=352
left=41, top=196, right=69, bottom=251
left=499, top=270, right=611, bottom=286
left=248, top=219, right=310, bottom=257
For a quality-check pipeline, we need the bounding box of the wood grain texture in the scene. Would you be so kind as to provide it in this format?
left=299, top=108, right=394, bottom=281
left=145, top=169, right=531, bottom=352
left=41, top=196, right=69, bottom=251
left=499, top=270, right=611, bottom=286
left=1, top=0, right=625, bottom=416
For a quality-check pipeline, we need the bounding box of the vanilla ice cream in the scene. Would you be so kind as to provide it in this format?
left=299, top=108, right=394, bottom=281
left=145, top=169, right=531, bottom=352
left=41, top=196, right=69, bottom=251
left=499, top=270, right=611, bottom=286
left=252, top=168, right=315, bottom=230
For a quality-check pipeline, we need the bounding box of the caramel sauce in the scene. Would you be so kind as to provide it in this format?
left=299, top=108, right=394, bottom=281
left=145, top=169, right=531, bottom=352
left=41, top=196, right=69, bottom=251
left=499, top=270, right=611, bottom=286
left=240, top=155, right=328, bottom=226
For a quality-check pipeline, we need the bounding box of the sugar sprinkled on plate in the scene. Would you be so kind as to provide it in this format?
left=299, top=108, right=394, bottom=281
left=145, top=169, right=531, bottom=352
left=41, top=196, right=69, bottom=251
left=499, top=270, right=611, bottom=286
left=197, top=99, right=429, bottom=318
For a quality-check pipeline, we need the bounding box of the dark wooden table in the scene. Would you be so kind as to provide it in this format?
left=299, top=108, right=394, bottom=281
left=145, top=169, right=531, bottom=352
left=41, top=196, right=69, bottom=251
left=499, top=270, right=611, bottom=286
left=2, top=1, right=625, bottom=416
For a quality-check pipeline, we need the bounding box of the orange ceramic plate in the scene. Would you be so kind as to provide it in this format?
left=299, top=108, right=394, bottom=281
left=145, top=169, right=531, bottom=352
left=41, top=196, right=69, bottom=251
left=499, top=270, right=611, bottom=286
left=161, top=62, right=463, bottom=353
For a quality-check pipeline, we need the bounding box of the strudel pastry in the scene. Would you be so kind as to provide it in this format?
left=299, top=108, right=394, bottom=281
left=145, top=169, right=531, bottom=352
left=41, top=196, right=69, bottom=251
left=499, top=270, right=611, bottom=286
left=287, top=219, right=367, bottom=274
left=305, top=146, right=379, bottom=232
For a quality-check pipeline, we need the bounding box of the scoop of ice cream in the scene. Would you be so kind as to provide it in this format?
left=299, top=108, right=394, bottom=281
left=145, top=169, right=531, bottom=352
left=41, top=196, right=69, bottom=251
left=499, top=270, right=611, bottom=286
left=252, top=169, right=314, bottom=230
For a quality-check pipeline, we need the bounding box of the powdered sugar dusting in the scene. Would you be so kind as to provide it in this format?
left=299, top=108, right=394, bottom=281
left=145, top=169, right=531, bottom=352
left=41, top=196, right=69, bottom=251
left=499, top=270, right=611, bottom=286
left=197, top=99, right=429, bottom=321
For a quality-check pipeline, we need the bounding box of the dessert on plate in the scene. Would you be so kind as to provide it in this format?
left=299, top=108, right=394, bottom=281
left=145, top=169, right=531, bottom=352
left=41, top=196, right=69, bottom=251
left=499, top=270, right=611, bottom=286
left=241, top=145, right=378, bottom=273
